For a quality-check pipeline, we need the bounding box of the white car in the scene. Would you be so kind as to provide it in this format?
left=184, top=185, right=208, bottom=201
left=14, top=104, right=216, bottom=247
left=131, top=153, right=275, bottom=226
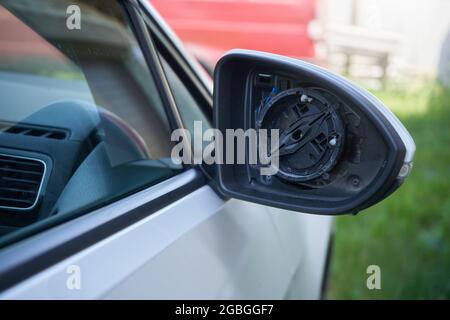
left=0, top=0, right=414, bottom=299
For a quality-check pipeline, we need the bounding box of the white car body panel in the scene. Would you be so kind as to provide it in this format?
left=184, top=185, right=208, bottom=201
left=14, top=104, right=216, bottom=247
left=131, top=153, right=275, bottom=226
left=0, top=170, right=332, bottom=299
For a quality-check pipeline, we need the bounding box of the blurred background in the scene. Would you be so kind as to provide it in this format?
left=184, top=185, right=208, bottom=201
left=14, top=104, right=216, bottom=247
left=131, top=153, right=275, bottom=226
left=150, top=0, right=450, bottom=299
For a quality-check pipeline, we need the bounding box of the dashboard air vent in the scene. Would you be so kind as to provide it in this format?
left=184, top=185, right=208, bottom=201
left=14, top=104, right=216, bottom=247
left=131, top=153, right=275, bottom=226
left=0, top=122, right=67, bottom=140
left=0, top=154, right=45, bottom=211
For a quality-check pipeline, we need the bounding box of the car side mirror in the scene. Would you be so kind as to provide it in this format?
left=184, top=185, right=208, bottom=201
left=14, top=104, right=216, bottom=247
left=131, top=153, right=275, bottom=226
left=212, top=50, right=415, bottom=215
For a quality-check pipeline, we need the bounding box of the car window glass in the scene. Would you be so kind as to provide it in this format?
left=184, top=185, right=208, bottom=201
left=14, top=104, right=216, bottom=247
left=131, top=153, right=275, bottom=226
left=0, top=0, right=182, bottom=247
left=160, top=56, right=211, bottom=135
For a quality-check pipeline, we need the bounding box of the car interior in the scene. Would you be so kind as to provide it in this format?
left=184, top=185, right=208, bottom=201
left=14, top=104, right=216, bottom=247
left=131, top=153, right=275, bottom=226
left=0, top=0, right=183, bottom=241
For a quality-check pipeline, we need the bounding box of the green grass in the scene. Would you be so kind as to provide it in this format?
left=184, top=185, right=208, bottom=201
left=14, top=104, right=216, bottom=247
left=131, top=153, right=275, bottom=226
left=328, top=82, right=450, bottom=299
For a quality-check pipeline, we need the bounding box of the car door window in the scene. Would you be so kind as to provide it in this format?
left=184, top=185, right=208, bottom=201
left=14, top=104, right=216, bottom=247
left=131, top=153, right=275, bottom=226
left=0, top=0, right=182, bottom=246
left=160, top=56, right=211, bottom=135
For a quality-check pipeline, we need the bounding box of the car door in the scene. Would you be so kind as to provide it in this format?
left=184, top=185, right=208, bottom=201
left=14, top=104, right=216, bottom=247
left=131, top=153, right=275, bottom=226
left=0, top=0, right=332, bottom=299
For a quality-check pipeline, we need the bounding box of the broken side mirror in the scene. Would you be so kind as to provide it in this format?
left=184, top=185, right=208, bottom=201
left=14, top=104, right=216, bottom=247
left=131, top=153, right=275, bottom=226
left=212, top=50, right=415, bottom=215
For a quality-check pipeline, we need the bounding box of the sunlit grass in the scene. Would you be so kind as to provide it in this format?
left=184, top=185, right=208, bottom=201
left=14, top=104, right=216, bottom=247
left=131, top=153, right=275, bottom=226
left=372, top=83, right=436, bottom=116
left=328, top=82, right=450, bottom=299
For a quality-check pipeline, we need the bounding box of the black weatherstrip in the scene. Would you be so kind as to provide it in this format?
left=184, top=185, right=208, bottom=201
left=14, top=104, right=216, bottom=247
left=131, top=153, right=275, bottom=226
left=0, top=169, right=205, bottom=293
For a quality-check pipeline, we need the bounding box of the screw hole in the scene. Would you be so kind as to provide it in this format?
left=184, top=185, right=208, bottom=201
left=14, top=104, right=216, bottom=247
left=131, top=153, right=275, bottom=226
left=292, top=129, right=302, bottom=140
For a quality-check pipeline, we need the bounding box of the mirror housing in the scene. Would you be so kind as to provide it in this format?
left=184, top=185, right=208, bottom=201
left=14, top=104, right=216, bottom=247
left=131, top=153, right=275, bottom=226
left=212, top=50, right=415, bottom=215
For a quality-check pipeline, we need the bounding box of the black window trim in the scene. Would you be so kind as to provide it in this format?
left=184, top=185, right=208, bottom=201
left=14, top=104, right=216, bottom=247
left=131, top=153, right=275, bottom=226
left=138, top=0, right=213, bottom=119
left=123, top=1, right=186, bottom=140
left=136, top=0, right=217, bottom=181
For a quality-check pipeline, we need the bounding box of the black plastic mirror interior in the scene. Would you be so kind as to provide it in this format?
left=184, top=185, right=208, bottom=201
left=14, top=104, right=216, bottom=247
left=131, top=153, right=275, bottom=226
left=213, top=50, right=415, bottom=215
